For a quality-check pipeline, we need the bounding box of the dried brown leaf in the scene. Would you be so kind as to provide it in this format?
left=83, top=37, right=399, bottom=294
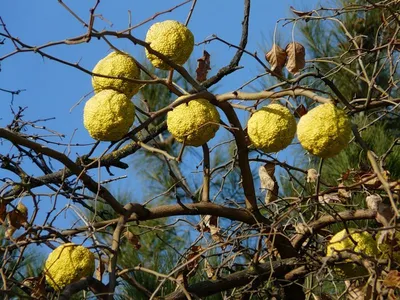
left=187, top=245, right=203, bottom=271
left=211, top=232, right=226, bottom=246
left=176, top=271, right=186, bottom=285
left=22, top=275, right=46, bottom=299
left=366, top=194, right=395, bottom=233
left=384, top=270, right=400, bottom=288
left=363, top=177, right=380, bottom=188
left=265, top=44, right=287, bottom=75
left=124, top=231, right=141, bottom=249
left=196, top=50, right=211, bottom=82
left=294, top=223, right=310, bottom=235
left=294, top=104, right=308, bottom=118
left=204, top=259, right=215, bottom=279
left=7, top=211, right=24, bottom=229
left=0, top=201, right=6, bottom=224
left=259, top=163, right=279, bottom=203
left=290, top=6, right=313, bottom=21
left=338, top=183, right=351, bottom=199
left=363, top=170, right=390, bottom=188
left=201, top=215, right=216, bottom=232
left=264, top=238, right=280, bottom=257
left=341, top=169, right=351, bottom=181
left=203, top=215, right=226, bottom=248
left=345, top=280, right=372, bottom=300
left=394, top=183, right=400, bottom=202
left=366, top=194, right=382, bottom=211
left=7, top=203, right=28, bottom=229
left=318, top=193, right=340, bottom=204
left=307, top=169, right=318, bottom=183
left=5, top=226, right=16, bottom=239
left=285, top=42, right=306, bottom=74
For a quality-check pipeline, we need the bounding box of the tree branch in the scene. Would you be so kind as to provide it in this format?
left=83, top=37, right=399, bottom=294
left=59, top=277, right=108, bottom=300
left=292, top=209, right=377, bottom=249
left=164, top=258, right=302, bottom=300
left=0, top=128, right=125, bottom=215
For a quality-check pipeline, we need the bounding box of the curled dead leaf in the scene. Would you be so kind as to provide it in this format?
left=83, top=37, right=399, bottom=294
left=383, top=270, right=400, bottom=288
left=285, top=42, right=306, bottom=74
left=22, top=275, right=46, bottom=299
left=176, top=271, right=186, bottom=285
left=294, top=223, right=310, bottom=235
left=204, top=259, right=215, bottom=279
left=5, top=226, right=16, bottom=239
left=307, top=169, right=318, bottom=183
left=264, top=237, right=280, bottom=257
left=202, top=215, right=227, bottom=248
left=394, top=183, right=400, bottom=202
left=196, top=50, right=211, bottom=82
left=124, top=231, right=141, bottom=249
left=265, top=44, right=287, bottom=75
left=187, top=245, right=203, bottom=272
left=7, top=203, right=28, bottom=230
left=363, top=170, right=390, bottom=188
left=345, top=280, right=372, bottom=300
left=294, top=104, right=308, bottom=118
left=341, top=169, right=351, bottom=181
left=366, top=194, right=383, bottom=211
left=318, top=193, right=340, bottom=204
left=0, top=201, right=6, bottom=224
left=366, top=194, right=395, bottom=228
left=259, top=163, right=279, bottom=203
left=290, top=6, right=314, bottom=21
left=338, top=183, right=351, bottom=199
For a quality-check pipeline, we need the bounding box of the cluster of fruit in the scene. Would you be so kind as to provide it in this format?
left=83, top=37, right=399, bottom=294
left=247, top=102, right=352, bottom=158
left=83, top=19, right=352, bottom=159
left=167, top=100, right=352, bottom=159
left=165, top=99, right=353, bottom=160
left=83, top=20, right=194, bottom=141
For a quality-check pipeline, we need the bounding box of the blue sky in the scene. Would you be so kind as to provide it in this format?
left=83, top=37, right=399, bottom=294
left=0, top=1, right=317, bottom=244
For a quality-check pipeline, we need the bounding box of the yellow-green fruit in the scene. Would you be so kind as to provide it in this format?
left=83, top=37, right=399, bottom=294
left=92, top=51, right=141, bottom=98
left=297, top=103, right=351, bottom=158
left=167, top=99, right=220, bottom=147
left=377, top=231, right=400, bottom=264
left=83, top=90, right=135, bottom=141
left=326, top=229, right=378, bottom=278
left=44, top=243, right=95, bottom=291
left=247, top=104, right=296, bottom=153
left=145, top=20, right=194, bottom=70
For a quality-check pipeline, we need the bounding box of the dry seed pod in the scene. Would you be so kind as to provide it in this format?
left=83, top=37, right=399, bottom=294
left=259, top=163, right=279, bottom=203
left=285, top=42, right=305, bottom=74
left=265, top=44, right=287, bottom=75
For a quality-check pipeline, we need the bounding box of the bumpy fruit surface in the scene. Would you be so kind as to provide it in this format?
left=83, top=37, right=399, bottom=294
left=247, top=103, right=296, bottom=153
left=297, top=103, right=351, bottom=158
left=44, top=243, right=95, bottom=291
left=92, top=51, right=141, bottom=98
left=145, top=20, right=194, bottom=70
left=84, top=90, right=135, bottom=141
left=326, top=229, right=378, bottom=278
left=167, top=99, right=220, bottom=147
